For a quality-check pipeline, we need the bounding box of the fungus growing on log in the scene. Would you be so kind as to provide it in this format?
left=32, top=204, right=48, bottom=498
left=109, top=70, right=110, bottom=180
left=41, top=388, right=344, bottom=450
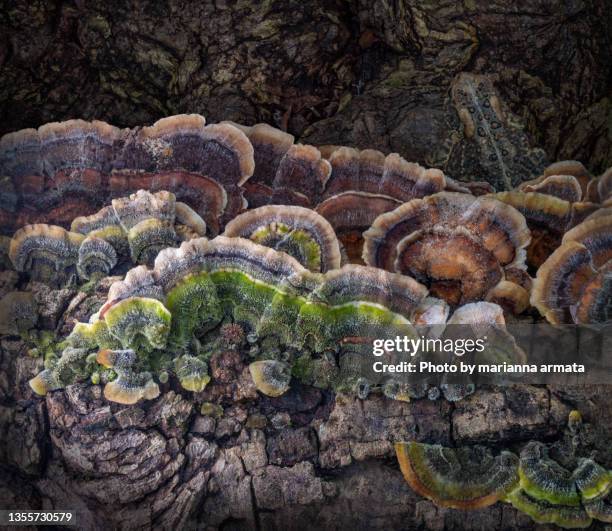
left=396, top=411, right=612, bottom=529
left=503, top=441, right=612, bottom=529
left=363, top=192, right=530, bottom=308
left=395, top=441, right=519, bottom=509
left=323, top=147, right=445, bottom=202
left=12, top=189, right=216, bottom=284
left=531, top=210, right=612, bottom=324
left=223, top=205, right=342, bottom=272
left=316, top=192, right=401, bottom=263
left=249, top=359, right=292, bottom=397
left=28, top=236, right=431, bottom=403
left=9, top=224, right=84, bottom=286
left=0, top=116, right=241, bottom=233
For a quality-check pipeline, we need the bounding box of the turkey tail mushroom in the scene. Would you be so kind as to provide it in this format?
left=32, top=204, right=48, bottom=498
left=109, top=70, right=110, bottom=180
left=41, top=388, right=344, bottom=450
left=9, top=224, right=84, bottom=286
left=531, top=209, right=612, bottom=324
left=395, top=441, right=519, bottom=509
left=363, top=192, right=530, bottom=308
left=223, top=205, right=342, bottom=272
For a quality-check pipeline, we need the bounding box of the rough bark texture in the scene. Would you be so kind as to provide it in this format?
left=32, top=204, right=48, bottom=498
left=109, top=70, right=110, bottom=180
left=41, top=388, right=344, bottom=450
left=1, top=0, right=611, bottom=186
left=0, top=280, right=611, bottom=530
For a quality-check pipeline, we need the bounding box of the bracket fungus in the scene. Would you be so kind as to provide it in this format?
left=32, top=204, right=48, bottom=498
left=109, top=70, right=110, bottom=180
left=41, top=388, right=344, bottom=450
left=323, top=147, right=446, bottom=202
left=29, top=347, right=91, bottom=396
left=11, top=189, right=211, bottom=285
left=270, top=144, right=332, bottom=205
left=77, top=236, right=118, bottom=280
left=9, top=224, right=84, bottom=286
left=125, top=116, right=254, bottom=189
left=363, top=192, right=530, bottom=309
left=491, top=190, right=598, bottom=270
left=249, top=359, right=292, bottom=397
left=531, top=209, right=612, bottom=324
left=103, top=369, right=161, bottom=405
left=586, top=167, right=612, bottom=205
left=96, top=348, right=160, bottom=405
left=316, top=192, right=401, bottom=263
left=223, top=205, right=342, bottom=272
left=0, top=115, right=244, bottom=233
left=226, top=122, right=295, bottom=187
left=28, top=233, right=521, bottom=405
left=103, top=297, right=171, bottom=352
left=28, top=236, right=433, bottom=404
left=542, top=161, right=592, bottom=198
left=224, top=121, right=337, bottom=209
left=0, top=120, right=120, bottom=231
left=395, top=441, right=519, bottom=509
left=519, top=174, right=583, bottom=203
left=174, top=354, right=211, bottom=392
left=504, top=440, right=612, bottom=528
left=396, top=412, right=612, bottom=529
left=108, top=170, right=227, bottom=235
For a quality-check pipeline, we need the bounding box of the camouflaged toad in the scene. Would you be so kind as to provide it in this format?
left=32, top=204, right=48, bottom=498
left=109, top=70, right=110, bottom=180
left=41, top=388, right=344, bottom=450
left=447, top=73, right=548, bottom=191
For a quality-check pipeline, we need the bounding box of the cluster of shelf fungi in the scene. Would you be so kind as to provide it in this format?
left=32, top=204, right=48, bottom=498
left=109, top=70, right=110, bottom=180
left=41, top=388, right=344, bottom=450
left=0, top=115, right=610, bottom=528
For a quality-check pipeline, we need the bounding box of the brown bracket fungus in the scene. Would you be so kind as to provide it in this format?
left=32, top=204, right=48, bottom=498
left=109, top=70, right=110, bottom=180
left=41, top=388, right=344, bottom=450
left=531, top=209, right=612, bottom=324
left=542, top=161, right=592, bottom=198
left=270, top=144, right=332, bottom=206
left=323, top=147, right=445, bottom=202
left=316, top=192, right=401, bottom=264
left=492, top=189, right=602, bottom=270
left=519, top=174, right=583, bottom=203
left=0, top=116, right=243, bottom=233
left=363, top=192, right=530, bottom=309
left=226, top=122, right=295, bottom=187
